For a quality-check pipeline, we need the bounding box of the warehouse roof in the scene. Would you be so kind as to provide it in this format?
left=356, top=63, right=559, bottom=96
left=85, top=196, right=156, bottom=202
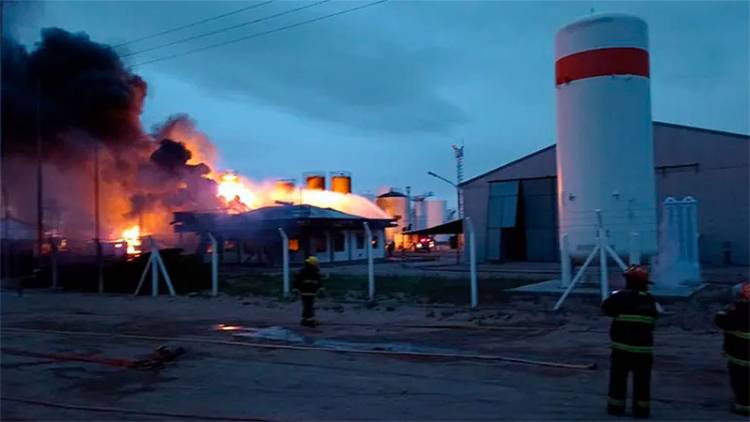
left=459, top=121, right=749, bottom=187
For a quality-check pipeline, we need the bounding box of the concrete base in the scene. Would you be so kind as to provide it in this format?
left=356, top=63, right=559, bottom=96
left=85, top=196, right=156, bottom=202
left=511, top=279, right=705, bottom=299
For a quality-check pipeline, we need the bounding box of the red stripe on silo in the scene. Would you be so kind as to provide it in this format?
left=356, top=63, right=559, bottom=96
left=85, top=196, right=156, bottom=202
left=555, top=47, right=649, bottom=86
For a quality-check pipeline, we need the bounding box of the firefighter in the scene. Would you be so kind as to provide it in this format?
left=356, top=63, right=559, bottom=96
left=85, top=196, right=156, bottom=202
left=294, top=256, right=322, bottom=327
left=714, top=282, right=750, bottom=416
left=602, top=265, right=659, bottom=418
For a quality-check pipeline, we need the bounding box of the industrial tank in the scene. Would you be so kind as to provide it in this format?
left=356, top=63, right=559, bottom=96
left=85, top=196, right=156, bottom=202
left=555, top=13, right=658, bottom=259
left=303, top=172, right=326, bottom=190
left=275, top=179, right=295, bottom=194
left=425, top=199, right=447, bottom=229
left=376, top=189, right=409, bottom=244
left=330, top=171, right=352, bottom=194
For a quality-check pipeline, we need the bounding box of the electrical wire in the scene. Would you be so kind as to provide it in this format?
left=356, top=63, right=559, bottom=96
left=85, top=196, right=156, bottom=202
left=122, top=0, right=332, bottom=58
left=113, top=0, right=276, bottom=48
left=132, top=0, right=390, bottom=67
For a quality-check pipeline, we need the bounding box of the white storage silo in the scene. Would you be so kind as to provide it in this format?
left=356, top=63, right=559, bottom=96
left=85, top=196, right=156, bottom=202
left=376, top=189, right=409, bottom=246
left=425, top=199, right=447, bottom=241
left=555, top=13, right=658, bottom=260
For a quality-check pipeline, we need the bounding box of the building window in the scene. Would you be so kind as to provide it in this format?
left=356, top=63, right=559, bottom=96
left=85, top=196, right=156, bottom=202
left=333, top=232, right=346, bottom=252
left=355, top=232, right=365, bottom=249
left=313, top=234, right=327, bottom=253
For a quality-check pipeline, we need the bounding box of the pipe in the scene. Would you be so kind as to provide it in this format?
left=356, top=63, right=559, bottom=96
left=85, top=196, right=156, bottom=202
left=560, top=234, right=571, bottom=288
left=2, top=327, right=596, bottom=370
left=0, top=397, right=269, bottom=422
left=465, top=217, right=477, bottom=308
left=596, top=210, right=609, bottom=301
left=277, top=228, right=289, bottom=298
left=208, top=233, right=219, bottom=297
left=363, top=222, right=374, bottom=301
left=553, top=245, right=599, bottom=311
left=629, top=232, right=641, bottom=265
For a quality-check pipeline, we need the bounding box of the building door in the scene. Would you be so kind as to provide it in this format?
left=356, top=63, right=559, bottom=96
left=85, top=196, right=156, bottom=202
left=520, top=177, right=559, bottom=262
left=486, top=180, right=521, bottom=262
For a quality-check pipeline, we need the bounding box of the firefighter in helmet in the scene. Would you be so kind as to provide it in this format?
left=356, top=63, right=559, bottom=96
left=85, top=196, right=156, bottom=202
left=294, top=256, right=323, bottom=327
left=602, top=265, right=659, bottom=418
left=715, top=281, right=750, bottom=416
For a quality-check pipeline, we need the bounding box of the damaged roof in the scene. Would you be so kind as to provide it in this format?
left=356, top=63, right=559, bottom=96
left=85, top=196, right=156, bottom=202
left=173, top=204, right=395, bottom=234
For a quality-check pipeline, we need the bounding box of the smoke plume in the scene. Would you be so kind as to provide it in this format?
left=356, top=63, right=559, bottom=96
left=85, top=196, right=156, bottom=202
left=1, top=28, right=220, bottom=245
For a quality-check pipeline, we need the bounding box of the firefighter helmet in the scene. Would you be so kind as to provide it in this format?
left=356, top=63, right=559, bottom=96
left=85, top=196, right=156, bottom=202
left=733, top=282, right=750, bottom=301
left=623, top=265, right=651, bottom=285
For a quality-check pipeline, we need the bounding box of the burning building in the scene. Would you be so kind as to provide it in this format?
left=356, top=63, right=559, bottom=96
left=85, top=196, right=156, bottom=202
left=173, top=204, right=393, bottom=265
left=1, top=28, right=391, bottom=272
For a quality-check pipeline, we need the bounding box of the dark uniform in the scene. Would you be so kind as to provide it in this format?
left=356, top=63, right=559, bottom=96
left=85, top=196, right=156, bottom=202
left=602, top=281, right=658, bottom=418
left=715, top=297, right=750, bottom=415
left=294, top=261, right=322, bottom=327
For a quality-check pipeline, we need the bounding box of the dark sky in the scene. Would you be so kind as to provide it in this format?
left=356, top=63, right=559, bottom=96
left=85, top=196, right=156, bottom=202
left=7, top=1, right=749, bottom=208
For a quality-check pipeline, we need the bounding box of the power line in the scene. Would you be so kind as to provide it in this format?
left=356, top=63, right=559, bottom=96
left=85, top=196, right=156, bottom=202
left=132, top=0, right=389, bottom=68
left=122, top=0, right=331, bottom=58
left=113, top=1, right=276, bottom=48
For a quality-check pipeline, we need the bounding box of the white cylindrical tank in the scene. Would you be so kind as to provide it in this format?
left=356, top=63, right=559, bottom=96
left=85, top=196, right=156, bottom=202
left=425, top=199, right=446, bottom=228
left=555, top=13, right=658, bottom=259
left=425, top=199, right=447, bottom=241
left=376, top=189, right=409, bottom=244
left=413, top=201, right=427, bottom=230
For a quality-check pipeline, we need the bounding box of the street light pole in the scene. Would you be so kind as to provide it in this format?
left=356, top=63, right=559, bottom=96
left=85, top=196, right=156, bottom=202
left=427, top=171, right=460, bottom=218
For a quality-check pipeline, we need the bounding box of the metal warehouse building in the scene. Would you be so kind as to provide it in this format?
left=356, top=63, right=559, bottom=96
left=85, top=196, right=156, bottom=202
left=460, top=122, right=749, bottom=265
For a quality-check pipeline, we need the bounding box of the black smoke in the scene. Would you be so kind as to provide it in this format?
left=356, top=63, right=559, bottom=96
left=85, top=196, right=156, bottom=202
left=1, top=28, right=222, bottom=241
left=2, top=28, right=148, bottom=156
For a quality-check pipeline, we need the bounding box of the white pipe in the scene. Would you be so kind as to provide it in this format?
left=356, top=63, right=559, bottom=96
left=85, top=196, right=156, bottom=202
left=133, top=258, right=152, bottom=296
left=208, top=233, right=219, bottom=297
left=553, top=245, right=600, bottom=311
left=595, top=211, right=610, bottom=301
left=277, top=228, right=289, bottom=298
left=560, top=234, right=571, bottom=288
left=599, top=233, right=609, bottom=301
left=363, top=222, right=374, bottom=302
left=465, top=217, right=477, bottom=308
left=605, top=244, right=628, bottom=271
left=155, top=251, right=176, bottom=296
left=629, top=232, right=641, bottom=265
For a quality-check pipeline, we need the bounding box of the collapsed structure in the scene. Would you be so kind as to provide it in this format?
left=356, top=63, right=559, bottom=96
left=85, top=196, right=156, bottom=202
left=173, top=204, right=393, bottom=265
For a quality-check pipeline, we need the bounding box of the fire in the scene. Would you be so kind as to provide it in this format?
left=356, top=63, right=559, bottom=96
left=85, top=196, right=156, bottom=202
left=120, top=225, right=142, bottom=255
left=216, top=173, right=256, bottom=213
left=211, top=171, right=389, bottom=219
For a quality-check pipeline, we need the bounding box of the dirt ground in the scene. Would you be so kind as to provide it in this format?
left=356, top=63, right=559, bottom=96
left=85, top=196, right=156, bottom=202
left=0, top=281, right=746, bottom=421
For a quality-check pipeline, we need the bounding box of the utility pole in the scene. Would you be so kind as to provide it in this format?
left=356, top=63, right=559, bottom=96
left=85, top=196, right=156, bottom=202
left=36, top=79, right=44, bottom=258
left=94, top=143, right=103, bottom=293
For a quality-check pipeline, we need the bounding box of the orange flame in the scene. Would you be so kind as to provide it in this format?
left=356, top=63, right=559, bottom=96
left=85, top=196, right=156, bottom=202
left=120, top=225, right=142, bottom=255
left=211, top=171, right=388, bottom=219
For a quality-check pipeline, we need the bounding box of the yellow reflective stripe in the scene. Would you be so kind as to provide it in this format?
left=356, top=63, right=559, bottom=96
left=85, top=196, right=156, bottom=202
left=616, top=314, right=655, bottom=324
left=735, top=403, right=750, bottom=411
left=726, top=330, right=750, bottom=340
left=636, top=401, right=651, bottom=408
left=612, top=342, right=654, bottom=354
left=608, top=397, right=625, bottom=406
left=727, top=354, right=750, bottom=367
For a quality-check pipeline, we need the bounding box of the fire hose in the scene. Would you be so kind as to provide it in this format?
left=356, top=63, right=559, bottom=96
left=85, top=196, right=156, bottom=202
left=3, top=326, right=596, bottom=370
left=0, top=344, right=185, bottom=370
